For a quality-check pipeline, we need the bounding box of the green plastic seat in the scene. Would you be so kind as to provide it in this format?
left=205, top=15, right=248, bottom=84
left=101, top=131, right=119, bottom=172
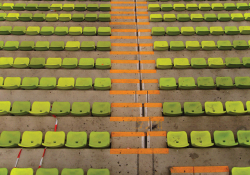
left=46, top=14, right=58, bottom=22
left=92, top=102, right=111, bottom=116
left=65, top=41, right=80, bottom=51
left=40, top=26, right=54, bottom=36
left=89, top=132, right=110, bottom=148
left=163, top=14, right=176, bottom=22
left=243, top=57, right=250, bottom=67
left=72, top=14, right=84, bottom=22
left=10, top=101, right=31, bottom=115
left=0, top=13, right=6, bottom=21
left=177, top=14, right=190, bottom=22
left=148, top=4, right=160, bottom=11
left=97, top=41, right=111, bottom=51
left=218, top=13, right=231, bottom=22
left=18, top=131, right=43, bottom=147
left=94, top=78, right=111, bottom=90
left=38, top=4, right=50, bottom=11
left=224, top=3, right=236, bottom=11
left=170, top=41, right=185, bottom=51
left=225, top=101, right=247, bottom=115
left=232, top=167, right=250, bottom=174
left=20, top=77, right=39, bottom=90
left=2, top=77, right=21, bottom=89
left=13, top=56, right=30, bottom=66
left=57, top=77, right=74, bottom=90
left=216, top=77, right=234, bottom=89
left=26, top=3, right=38, bottom=11
left=167, top=131, right=189, bottom=148
left=100, top=4, right=111, bottom=11
left=156, top=58, right=172, bottom=69
left=205, top=101, right=226, bottom=115
left=55, top=27, right=68, bottom=36
left=163, top=102, right=182, bottom=116
left=237, top=130, right=250, bottom=147
left=0, top=131, right=20, bottom=147
left=61, top=58, right=77, bottom=69
left=239, top=26, right=250, bottom=35
left=184, top=102, right=204, bottom=115
left=45, top=57, right=61, bottom=68
left=237, top=3, right=248, bottom=10
left=210, top=26, right=224, bottom=35
left=217, top=40, right=233, bottom=50
left=34, top=41, right=49, bottom=51
left=181, top=27, right=195, bottom=36
left=19, top=41, right=34, bottom=51
left=190, top=131, right=214, bottom=147
left=235, top=77, right=250, bottom=89
left=11, top=26, right=26, bottom=35
left=10, top=168, right=33, bottom=175
left=174, top=58, right=189, bottom=68
left=0, top=101, right=11, bottom=115
left=62, top=169, right=83, bottom=175
left=75, top=4, right=86, bottom=11
left=150, top=14, right=162, bottom=22
left=161, top=4, right=173, bottom=11
left=152, top=27, right=165, bottom=36
left=83, top=27, right=96, bottom=36
left=99, top=14, right=111, bottom=22
left=42, top=131, right=65, bottom=147
left=38, top=77, right=56, bottom=89
left=0, top=26, right=12, bottom=35
left=87, top=169, right=110, bottom=175
left=3, top=41, right=19, bottom=51
left=2, top=3, right=14, bottom=10
left=85, top=14, right=98, bottom=22
left=197, top=77, right=215, bottom=89
left=63, top=4, right=74, bottom=11
left=196, top=26, right=209, bottom=35
left=0, top=57, right=13, bottom=68
left=87, top=4, right=99, bottom=11
left=173, top=4, right=185, bottom=11
left=186, top=4, right=198, bottom=11
left=36, top=168, right=59, bottom=175
left=186, top=41, right=201, bottom=51
left=49, top=41, right=65, bottom=51
left=71, top=102, right=90, bottom=115
left=26, top=26, right=40, bottom=35
left=204, top=13, right=217, bottom=22
left=191, top=14, right=203, bottom=22
left=75, top=78, right=93, bottom=90
left=98, top=27, right=111, bottom=36
left=208, top=57, right=225, bottom=68
left=231, top=13, right=244, bottom=21
left=225, top=57, right=242, bottom=68
left=245, top=13, right=250, bottom=21
left=191, top=58, right=207, bottom=68
left=166, top=27, right=180, bottom=36
left=214, top=130, right=238, bottom=147
left=33, top=13, right=45, bottom=22
left=199, top=3, right=211, bottom=11
left=211, top=3, right=224, bottom=11
left=29, top=101, right=50, bottom=115
left=225, top=26, right=239, bottom=35
left=96, top=58, right=111, bottom=69
left=233, top=40, right=249, bottom=50
left=78, top=58, right=94, bottom=69
left=159, top=77, right=177, bottom=90
left=178, top=77, right=196, bottom=89
left=65, top=132, right=87, bottom=148
left=80, top=41, right=95, bottom=51
left=154, top=41, right=168, bottom=51
left=29, top=57, right=45, bottom=68
left=59, top=14, right=71, bottom=22
left=50, top=4, right=62, bottom=11
left=201, top=41, right=217, bottom=51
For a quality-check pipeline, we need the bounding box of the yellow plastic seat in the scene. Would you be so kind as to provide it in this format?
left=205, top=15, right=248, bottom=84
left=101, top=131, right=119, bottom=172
left=57, top=77, right=75, bottom=90
left=18, top=131, right=43, bottom=147
left=42, top=131, right=65, bottom=148
left=10, top=168, right=33, bottom=175
left=29, top=101, right=50, bottom=116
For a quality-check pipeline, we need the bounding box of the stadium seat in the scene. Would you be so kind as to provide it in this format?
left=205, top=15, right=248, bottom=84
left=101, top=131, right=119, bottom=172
left=45, top=57, right=62, bottom=68
left=83, top=27, right=96, bottom=36
left=163, top=102, right=182, bottom=116
left=173, top=4, right=185, bottom=11
left=96, top=58, right=111, bottom=69
left=55, top=27, right=68, bottom=36
left=208, top=57, right=225, bottom=68
left=156, top=58, right=172, bottom=69
left=10, top=101, right=31, bottom=115
left=33, top=13, right=45, bottom=22
left=97, top=41, right=111, bottom=51
left=94, top=78, right=111, bottom=90
left=18, top=131, right=43, bottom=147
left=205, top=101, right=226, bottom=115
left=42, top=131, right=65, bottom=148
left=237, top=130, right=250, bottom=147
left=181, top=27, right=195, bottom=35
left=178, top=77, right=196, bottom=89
left=154, top=41, right=168, bottom=51
left=218, top=13, right=231, bottom=22
left=63, top=4, right=74, bottom=11
left=10, top=168, right=33, bottom=175
left=57, top=77, right=74, bottom=90
left=75, top=4, right=86, bottom=11
left=0, top=168, right=7, bottom=175
left=159, top=78, right=177, bottom=90
left=197, top=77, right=215, bottom=89
left=239, top=26, right=250, bottom=35
left=0, top=131, right=20, bottom=147
left=204, top=13, right=217, bottom=22
left=50, top=4, right=62, bottom=11
left=2, top=3, right=14, bottom=11
left=26, top=26, right=40, bottom=35
left=19, top=41, right=34, bottom=51
left=170, top=41, right=185, bottom=51
left=186, top=4, right=198, bottom=11
left=62, top=169, right=83, bottom=175
left=89, top=132, right=110, bottom=148
left=235, top=77, right=250, bottom=89
left=210, top=26, right=224, bottom=35
left=36, top=168, right=59, bottom=175
left=29, top=57, right=45, bottom=68
left=11, top=26, right=26, bottom=35
left=78, top=58, right=94, bottom=69
left=191, top=58, right=207, bottom=68
left=65, top=132, right=87, bottom=148
left=69, top=27, right=82, bottom=35
left=177, top=14, right=190, bottom=21
left=233, top=40, right=249, bottom=50
left=163, top=14, right=176, bottom=22
left=191, top=14, right=203, bottom=22
left=243, top=57, right=250, bottom=67
left=92, top=102, right=111, bottom=116
left=2, top=77, right=21, bottom=89
left=211, top=3, right=224, bottom=11
left=3, top=41, right=19, bottom=51
left=87, top=169, right=110, bottom=175
left=0, top=13, right=6, bottom=21
left=20, top=77, right=39, bottom=90
left=0, top=101, right=11, bottom=115
left=184, top=102, right=204, bottom=115
left=19, top=13, right=33, bottom=21
left=225, top=101, right=247, bottom=115
left=98, top=27, right=111, bottom=36
left=72, top=14, right=84, bottom=22
left=167, top=131, right=189, bottom=148
left=161, top=4, right=173, bottom=11
left=201, top=41, right=217, bottom=51
left=29, top=101, right=50, bottom=115
left=237, top=3, right=248, bottom=10
left=46, top=14, right=58, bottom=22
left=0, top=26, right=12, bottom=35
left=224, top=3, right=236, bottom=11
left=87, top=4, right=99, bottom=11
left=49, top=41, right=65, bottom=51
left=71, top=102, right=91, bottom=115
left=225, top=26, right=239, bottom=35
left=59, top=14, right=71, bottom=22
left=38, top=4, right=50, bottom=11
left=217, top=40, right=233, bottom=50
left=186, top=41, right=201, bottom=51
left=232, top=167, right=250, bottom=174
left=150, top=14, right=162, bottom=22
left=245, top=13, right=250, bottom=21
left=199, top=3, right=211, bottom=11
left=85, top=14, right=98, bottom=22
left=26, top=3, right=38, bottom=11
left=99, top=14, right=111, bottom=22
left=196, top=26, right=209, bottom=35
left=152, top=27, right=165, bottom=36
left=148, top=4, right=160, bottom=11
left=50, top=102, right=71, bottom=115
left=80, top=41, right=95, bottom=51
left=75, top=78, right=92, bottom=89
left=65, top=41, right=80, bottom=51
left=214, top=130, right=238, bottom=147
left=61, top=58, right=78, bottom=69
left=225, top=57, right=242, bottom=68
left=39, top=77, right=56, bottom=89
left=216, top=77, right=234, bottom=89
left=190, top=131, right=214, bottom=147
left=174, top=58, right=189, bottom=68
left=166, top=27, right=180, bottom=36
left=231, top=13, right=244, bottom=21
left=34, top=41, right=49, bottom=51
left=0, top=57, right=13, bottom=68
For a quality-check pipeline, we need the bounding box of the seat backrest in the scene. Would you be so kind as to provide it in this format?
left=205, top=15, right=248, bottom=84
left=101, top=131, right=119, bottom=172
left=10, top=168, right=33, bottom=175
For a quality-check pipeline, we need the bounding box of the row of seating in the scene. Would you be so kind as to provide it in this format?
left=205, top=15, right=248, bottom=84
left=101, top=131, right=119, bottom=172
left=167, top=130, right=249, bottom=148
left=8, top=168, right=110, bottom=175
left=0, top=3, right=111, bottom=11
left=0, top=41, right=111, bottom=51
left=0, top=26, right=111, bottom=36
left=0, top=13, right=111, bottom=22
left=0, top=101, right=111, bottom=116
left=162, top=101, right=250, bottom=116
left=150, top=13, right=250, bottom=22
left=148, top=3, right=250, bottom=12
left=0, top=57, right=111, bottom=69
left=0, top=131, right=110, bottom=148
left=152, top=26, right=250, bottom=36
left=153, top=40, right=250, bottom=51
left=156, top=57, right=250, bottom=69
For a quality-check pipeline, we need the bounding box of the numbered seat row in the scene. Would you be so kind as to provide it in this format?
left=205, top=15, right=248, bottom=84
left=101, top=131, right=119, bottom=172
left=0, top=13, right=111, bottom=22
left=154, top=40, right=250, bottom=51
left=162, top=101, right=250, bottom=116
left=0, top=41, right=111, bottom=51
left=0, top=131, right=110, bottom=148
left=152, top=26, right=250, bottom=36
left=0, top=57, right=111, bottom=69
left=0, top=26, right=111, bottom=36
left=0, top=77, right=112, bottom=90
left=150, top=13, right=250, bottom=22
left=148, top=3, right=249, bottom=12
left=167, top=130, right=250, bottom=148
left=159, top=76, right=250, bottom=90
left=0, top=101, right=111, bottom=116
left=1, top=3, right=111, bottom=11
